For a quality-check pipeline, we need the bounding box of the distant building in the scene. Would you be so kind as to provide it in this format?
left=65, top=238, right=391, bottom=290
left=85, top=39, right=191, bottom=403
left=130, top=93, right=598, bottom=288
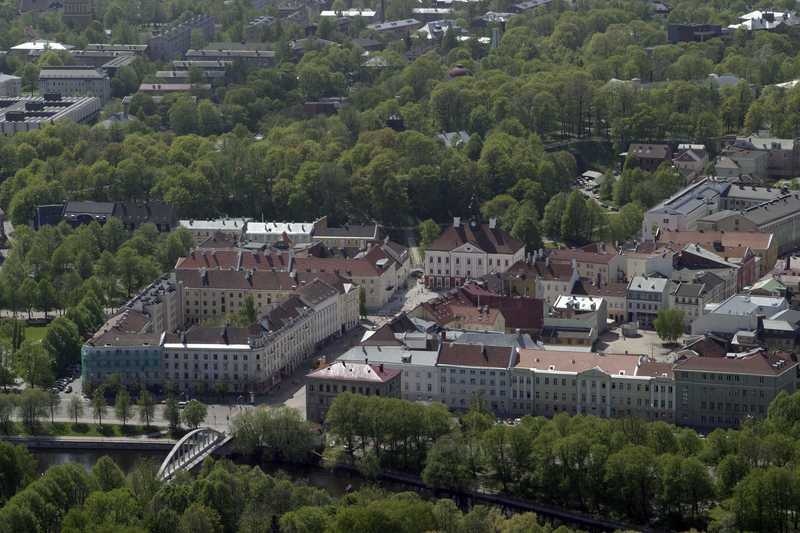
left=672, top=144, right=708, bottom=176
left=178, top=218, right=251, bottom=243
left=81, top=309, right=162, bottom=388
left=185, top=49, right=276, bottom=68
left=367, top=18, right=422, bottom=33
left=338, top=345, right=439, bottom=402
left=424, top=217, right=525, bottom=289
left=691, top=294, right=788, bottom=335
left=245, top=219, right=324, bottom=245
left=667, top=23, right=722, bottom=43
left=38, top=68, right=111, bottom=104
left=626, top=275, right=671, bottom=328
left=306, top=361, right=401, bottom=422
left=0, top=95, right=100, bottom=135
left=728, top=10, right=799, bottom=31
left=626, top=143, right=673, bottom=172
left=542, top=294, right=608, bottom=347
left=63, top=0, right=93, bottom=26
left=511, top=350, right=674, bottom=421
left=0, top=74, right=21, bottom=97
left=145, top=15, right=215, bottom=61
left=674, top=349, right=797, bottom=428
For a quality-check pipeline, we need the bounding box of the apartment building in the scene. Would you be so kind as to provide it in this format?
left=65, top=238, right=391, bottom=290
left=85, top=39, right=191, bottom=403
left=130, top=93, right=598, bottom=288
left=0, top=95, right=101, bottom=135
left=656, top=229, right=777, bottom=275
left=436, top=342, right=517, bottom=413
left=245, top=219, right=324, bottom=245
left=627, top=275, right=671, bottom=328
left=337, top=345, right=439, bottom=402
left=306, top=362, right=401, bottom=423
left=0, top=74, right=21, bottom=97
left=38, top=68, right=111, bottom=104
left=146, top=15, right=215, bottom=61
left=572, top=278, right=628, bottom=323
left=549, top=245, right=624, bottom=285
left=178, top=218, right=250, bottom=244
left=314, top=223, right=381, bottom=249
left=669, top=272, right=726, bottom=328
left=643, top=178, right=729, bottom=238
left=161, top=277, right=357, bottom=393
left=510, top=350, right=674, bottom=422
left=425, top=217, right=525, bottom=289
left=81, top=309, right=163, bottom=388
left=542, top=295, right=608, bottom=347
left=674, top=349, right=797, bottom=428
left=176, top=269, right=300, bottom=324
left=698, top=194, right=800, bottom=254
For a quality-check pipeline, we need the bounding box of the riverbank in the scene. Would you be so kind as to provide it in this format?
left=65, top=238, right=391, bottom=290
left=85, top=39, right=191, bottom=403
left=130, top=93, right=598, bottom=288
left=1, top=434, right=176, bottom=450
left=1, top=421, right=172, bottom=438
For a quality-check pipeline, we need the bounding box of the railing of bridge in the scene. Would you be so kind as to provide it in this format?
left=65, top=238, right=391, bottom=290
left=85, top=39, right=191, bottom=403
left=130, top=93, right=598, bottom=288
left=157, top=427, right=227, bottom=481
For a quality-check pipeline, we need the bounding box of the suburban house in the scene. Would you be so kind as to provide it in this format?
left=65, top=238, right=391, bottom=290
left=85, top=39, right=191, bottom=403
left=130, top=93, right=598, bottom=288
left=627, top=143, right=673, bottom=172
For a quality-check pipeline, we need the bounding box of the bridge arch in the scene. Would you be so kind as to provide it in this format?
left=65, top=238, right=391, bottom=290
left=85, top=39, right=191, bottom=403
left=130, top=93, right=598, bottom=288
left=157, top=427, right=228, bottom=481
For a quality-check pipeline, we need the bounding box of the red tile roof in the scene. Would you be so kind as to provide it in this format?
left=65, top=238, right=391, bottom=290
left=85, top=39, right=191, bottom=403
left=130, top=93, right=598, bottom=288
left=674, top=350, right=797, bottom=376
left=429, top=222, right=523, bottom=254
left=506, top=260, right=574, bottom=281
left=515, top=349, right=646, bottom=375
left=176, top=269, right=298, bottom=291
left=437, top=342, right=515, bottom=368
left=550, top=248, right=619, bottom=265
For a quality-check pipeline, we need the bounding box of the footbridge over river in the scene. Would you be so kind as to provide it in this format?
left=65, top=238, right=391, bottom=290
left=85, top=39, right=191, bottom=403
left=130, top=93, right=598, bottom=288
left=156, top=427, right=232, bottom=481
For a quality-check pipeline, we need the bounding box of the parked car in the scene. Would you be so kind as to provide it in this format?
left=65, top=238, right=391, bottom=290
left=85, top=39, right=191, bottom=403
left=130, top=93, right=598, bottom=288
left=65, top=386, right=72, bottom=393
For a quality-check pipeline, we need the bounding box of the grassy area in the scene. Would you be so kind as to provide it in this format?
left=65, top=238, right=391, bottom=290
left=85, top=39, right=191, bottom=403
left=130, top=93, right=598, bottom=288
left=1, top=421, right=170, bottom=438
left=24, top=326, right=47, bottom=344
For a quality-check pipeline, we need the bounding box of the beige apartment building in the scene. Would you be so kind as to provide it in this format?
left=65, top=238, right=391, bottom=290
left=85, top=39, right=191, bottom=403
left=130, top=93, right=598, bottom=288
left=673, top=349, right=797, bottom=428
left=509, top=350, right=675, bottom=421
left=162, top=278, right=359, bottom=393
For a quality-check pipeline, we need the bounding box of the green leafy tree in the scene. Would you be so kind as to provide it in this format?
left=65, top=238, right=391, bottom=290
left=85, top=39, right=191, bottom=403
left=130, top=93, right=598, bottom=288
left=42, top=317, right=82, bottom=373
left=14, top=343, right=53, bottom=388
left=164, top=396, right=181, bottom=431
left=46, top=388, right=60, bottom=424
left=92, top=386, right=107, bottom=426
left=418, top=219, right=441, bottom=251
left=182, top=399, right=207, bottom=429
left=17, top=388, right=48, bottom=429
left=654, top=308, right=685, bottom=344
left=138, top=389, right=155, bottom=428
left=67, top=394, right=83, bottom=425
left=422, top=434, right=473, bottom=491
left=168, top=97, right=198, bottom=135
left=114, top=389, right=132, bottom=427
left=179, top=502, right=223, bottom=533
left=91, top=455, right=126, bottom=491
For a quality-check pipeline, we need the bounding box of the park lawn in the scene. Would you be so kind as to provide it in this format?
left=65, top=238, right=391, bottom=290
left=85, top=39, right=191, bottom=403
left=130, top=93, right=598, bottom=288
left=24, top=326, right=47, bottom=344
left=3, top=421, right=169, bottom=438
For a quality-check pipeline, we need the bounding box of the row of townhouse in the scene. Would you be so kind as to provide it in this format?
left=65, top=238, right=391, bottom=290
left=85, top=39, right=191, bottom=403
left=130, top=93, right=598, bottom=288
left=82, top=277, right=359, bottom=393
left=329, top=326, right=799, bottom=429
left=174, top=236, right=408, bottom=312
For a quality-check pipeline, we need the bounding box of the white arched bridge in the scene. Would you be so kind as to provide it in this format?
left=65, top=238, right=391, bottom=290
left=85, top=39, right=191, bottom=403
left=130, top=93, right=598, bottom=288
left=157, top=427, right=232, bottom=481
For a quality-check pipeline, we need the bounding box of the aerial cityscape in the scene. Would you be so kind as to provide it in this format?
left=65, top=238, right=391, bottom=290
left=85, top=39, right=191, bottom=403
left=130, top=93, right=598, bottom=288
left=0, top=0, right=799, bottom=531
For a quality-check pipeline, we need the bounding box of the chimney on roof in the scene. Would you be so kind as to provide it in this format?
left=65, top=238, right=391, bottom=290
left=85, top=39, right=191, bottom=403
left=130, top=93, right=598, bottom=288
left=489, top=217, right=497, bottom=229
left=453, top=217, right=461, bottom=228
left=379, top=363, right=384, bottom=373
